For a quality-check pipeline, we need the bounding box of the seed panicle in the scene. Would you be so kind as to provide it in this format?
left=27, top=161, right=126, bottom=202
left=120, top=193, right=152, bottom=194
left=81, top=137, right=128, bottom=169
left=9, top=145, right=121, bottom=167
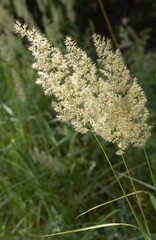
left=14, top=21, right=151, bottom=154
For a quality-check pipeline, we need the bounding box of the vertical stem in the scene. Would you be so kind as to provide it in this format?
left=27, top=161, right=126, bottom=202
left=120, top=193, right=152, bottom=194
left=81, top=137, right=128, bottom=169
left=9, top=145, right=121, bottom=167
left=121, top=155, right=151, bottom=239
left=92, top=131, right=148, bottom=240
left=144, top=147, right=156, bottom=193
left=97, top=0, right=119, bottom=49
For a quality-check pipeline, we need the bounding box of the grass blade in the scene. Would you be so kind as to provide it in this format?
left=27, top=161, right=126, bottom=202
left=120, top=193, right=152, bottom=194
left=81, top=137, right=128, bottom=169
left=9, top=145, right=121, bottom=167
left=76, top=191, right=148, bottom=219
left=42, top=222, right=147, bottom=238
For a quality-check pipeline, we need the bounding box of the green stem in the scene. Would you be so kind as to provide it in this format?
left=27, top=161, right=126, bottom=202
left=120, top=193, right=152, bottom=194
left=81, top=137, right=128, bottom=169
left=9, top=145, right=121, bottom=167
left=91, top=131, right=148, bottom=240
left=144, top=147, right=156, bottom=193
left=121, top=154, right=152, bottom=239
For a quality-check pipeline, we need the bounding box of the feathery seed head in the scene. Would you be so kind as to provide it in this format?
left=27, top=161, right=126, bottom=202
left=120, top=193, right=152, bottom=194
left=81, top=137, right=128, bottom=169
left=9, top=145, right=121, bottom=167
left=14, top=21, right=151, bottom=154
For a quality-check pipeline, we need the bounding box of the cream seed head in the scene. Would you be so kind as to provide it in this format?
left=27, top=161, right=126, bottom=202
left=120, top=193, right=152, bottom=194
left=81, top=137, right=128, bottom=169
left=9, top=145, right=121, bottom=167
left=14, top=21, right=151, bottom=154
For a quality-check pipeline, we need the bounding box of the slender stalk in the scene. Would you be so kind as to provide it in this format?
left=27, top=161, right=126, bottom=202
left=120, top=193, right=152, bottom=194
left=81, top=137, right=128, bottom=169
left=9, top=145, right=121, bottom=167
left=97, top=0, right=119, bottom=49
left=121, top=154, right=152, bottom=239
left=144, top=147, right=156, bottom=193
left=91, top=131, right=148, bottom=240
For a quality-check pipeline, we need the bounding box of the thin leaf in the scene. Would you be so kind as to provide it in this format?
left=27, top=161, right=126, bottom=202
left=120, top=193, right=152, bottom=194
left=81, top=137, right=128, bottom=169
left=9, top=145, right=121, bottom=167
left=149, top=193, right=156, bottom=211
left=77, top=191, right=148, bottom=219
left=123, top=174, right=155, bottom=191
left=42, top=222, right=142, bottom=238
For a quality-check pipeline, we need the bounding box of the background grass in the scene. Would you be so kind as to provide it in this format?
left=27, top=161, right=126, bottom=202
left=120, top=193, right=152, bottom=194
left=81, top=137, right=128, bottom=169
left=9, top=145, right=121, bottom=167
left=0, top=0, right=156, bottom=239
